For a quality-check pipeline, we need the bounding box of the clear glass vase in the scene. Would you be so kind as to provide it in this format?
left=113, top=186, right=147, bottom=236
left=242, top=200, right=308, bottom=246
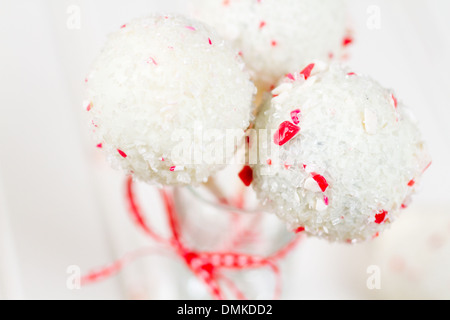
left=163, top=164, right=300, bottom=300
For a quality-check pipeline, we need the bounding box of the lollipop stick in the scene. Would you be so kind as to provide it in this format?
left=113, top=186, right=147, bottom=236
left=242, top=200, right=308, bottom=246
left=204, top=177, right=228, bottom=204
left=251, top=82, right=269, bottom=122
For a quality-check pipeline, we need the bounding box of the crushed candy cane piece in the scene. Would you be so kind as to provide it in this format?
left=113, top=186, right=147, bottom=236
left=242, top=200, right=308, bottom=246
left=342, top=36, right=353, bottom=47
left=375, top=210, right=388, bottom=224
left=290, top=109, right=301, bottom=125
left=118, top=149, right=127, bottom=158
left=311, top=173, right=329, bottom=192
left=273, top=121, right=300, bottom=146
left=300, top=63, right=315, bottom=80
left=295, top=227, right=305, bottom=234
left=238, top=165, right=253, bottom=187
left=170, top=166, right=185, bottom=172
left=391, top=94, right=398, bottom=108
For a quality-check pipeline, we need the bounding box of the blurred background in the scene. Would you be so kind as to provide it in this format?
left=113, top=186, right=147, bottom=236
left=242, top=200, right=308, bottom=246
left=0, top=0, right=449, bottom=299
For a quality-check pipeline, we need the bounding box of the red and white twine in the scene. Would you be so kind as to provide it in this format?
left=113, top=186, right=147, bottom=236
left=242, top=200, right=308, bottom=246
left=81, top=176, right=302, bottom=300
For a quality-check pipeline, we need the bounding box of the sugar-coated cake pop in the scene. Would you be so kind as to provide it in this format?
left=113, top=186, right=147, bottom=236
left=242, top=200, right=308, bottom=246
left=249, top=62, right=431, bottom=242
left=86, top=15, right=255, bottom=186
left=189, top=0, right=348, bottom=89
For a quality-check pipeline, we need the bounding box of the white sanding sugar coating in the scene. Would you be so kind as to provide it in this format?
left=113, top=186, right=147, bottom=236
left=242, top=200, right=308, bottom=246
left=250, top=62, right=431, bottom=242
left=189, top=0, right=348, bottom=89
left=86, top=15, right=255, bottom=186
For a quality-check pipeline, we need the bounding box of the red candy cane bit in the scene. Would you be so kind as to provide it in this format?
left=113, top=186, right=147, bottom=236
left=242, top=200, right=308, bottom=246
left=273, top=121, right=300, bottom=146
left=245, top=135, right=250, bottom=146
left=323, top=196, right=329, bottom=206
left=391, top=94, right=398, bottom=108
left=117, top=149, right=127, bottom=158
left=295, top=226, right=305, bottom=234
left=86, top=102, right=93, bottom=111
left=120, top=24, right=127, bottom=29
left=146, top=57, right=158, bottom=65
left=347, top=72, right=357, bottom=76
left=266, top=159, right=272, bottom=165
left=375, top=210, right=388, bottom=224
left=271, top=40, right=278, bottom=47
left=238, top=165, right=253, bottom=187
left=290, top=109, right=301, bottom=125
left=342, top=36, right=353, bottom=47
left=208, top=38, right=212, bottom=45
left=407, top=179, right=415, bottom=187
left=285, top=73, right=295, bottom=81
left=259, top=21, right=266, bottom=29
left=96, top=143, right=102, bottom=149
left=311, top=173, right=329, bottom=192
left=185, top=26, right=196, bottom=31
left=300, top=63, right=315, bottom=80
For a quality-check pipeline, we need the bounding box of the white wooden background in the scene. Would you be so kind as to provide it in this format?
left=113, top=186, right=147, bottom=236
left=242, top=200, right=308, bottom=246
left=0, top=0, right=449, bottom=299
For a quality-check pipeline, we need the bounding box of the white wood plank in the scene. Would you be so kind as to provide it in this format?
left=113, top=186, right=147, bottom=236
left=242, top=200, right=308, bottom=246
left=0, top=0, right=123, bottom=299
left=0, top=170, right=24, bottom=299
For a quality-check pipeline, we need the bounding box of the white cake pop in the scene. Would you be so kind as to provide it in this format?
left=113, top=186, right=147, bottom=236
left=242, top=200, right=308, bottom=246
left=249, top=62, right=431, bottom=242
left=189, top=0, right=349, bottom=89
left=86, top=15, right=255, bottom=186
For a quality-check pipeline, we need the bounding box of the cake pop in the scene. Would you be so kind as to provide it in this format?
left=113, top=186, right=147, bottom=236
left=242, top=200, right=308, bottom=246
left=190, top=0, right=348, bottom=89
left=249, top=62, right=431, bottom=242
left=86, top=15, right=255, bottom=185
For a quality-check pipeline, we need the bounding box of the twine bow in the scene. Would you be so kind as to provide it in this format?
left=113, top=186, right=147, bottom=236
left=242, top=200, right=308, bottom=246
left=82, top=176, right=302, bottom=300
